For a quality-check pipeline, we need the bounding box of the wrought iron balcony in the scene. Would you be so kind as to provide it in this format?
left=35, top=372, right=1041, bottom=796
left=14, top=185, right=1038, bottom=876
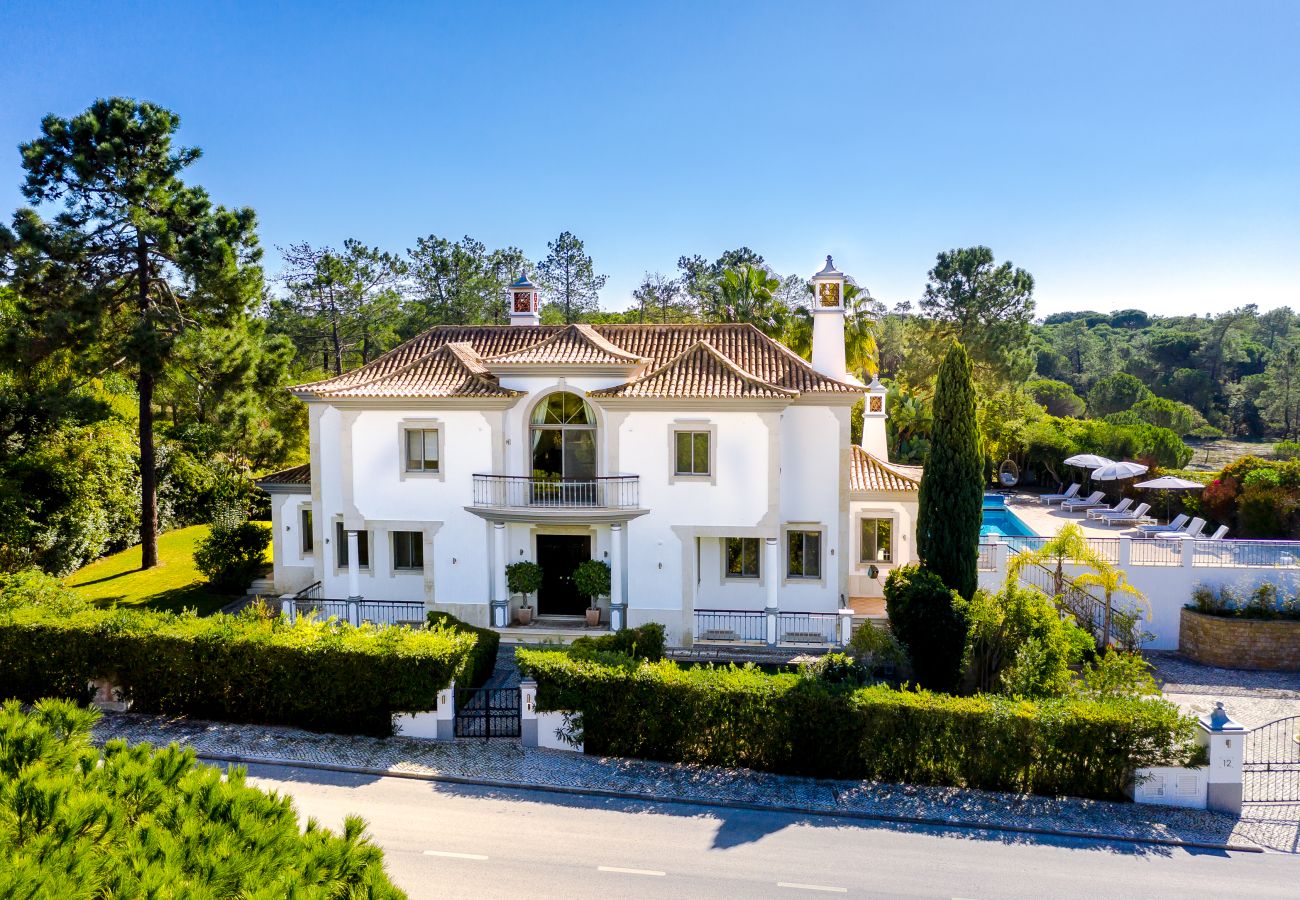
left=471, top=474, right=641, bottom=510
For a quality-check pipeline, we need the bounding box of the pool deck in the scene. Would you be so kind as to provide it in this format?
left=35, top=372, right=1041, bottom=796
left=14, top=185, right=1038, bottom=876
left=999, top=492, right=1158, bottom=539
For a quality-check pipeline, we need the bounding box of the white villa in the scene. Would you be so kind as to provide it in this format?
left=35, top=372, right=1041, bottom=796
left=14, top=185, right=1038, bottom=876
left=259, top=256, right=922, bottom=645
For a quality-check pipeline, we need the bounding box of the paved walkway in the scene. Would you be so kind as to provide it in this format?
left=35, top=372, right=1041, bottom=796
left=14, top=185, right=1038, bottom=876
left=92, top=710, right=1287, bottom=853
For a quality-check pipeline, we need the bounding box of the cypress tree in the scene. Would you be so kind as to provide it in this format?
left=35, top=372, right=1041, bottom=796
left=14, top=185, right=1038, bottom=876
left=917, top=340, right=983, bottom=599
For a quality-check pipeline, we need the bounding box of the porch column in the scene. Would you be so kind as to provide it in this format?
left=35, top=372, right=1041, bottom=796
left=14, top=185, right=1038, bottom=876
left=609, top=523, right=626, bottom=631
left=764, top=536, right=779, bottom=646
left=346, top=530, right=362, bottom=601
left=492, top=522, right=509, bottom=628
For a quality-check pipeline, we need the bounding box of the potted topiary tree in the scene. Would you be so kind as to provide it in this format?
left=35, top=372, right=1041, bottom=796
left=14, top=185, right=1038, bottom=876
left=505, top=561, right=543, bottom=625
left=572, top=559, right=611, bottom=627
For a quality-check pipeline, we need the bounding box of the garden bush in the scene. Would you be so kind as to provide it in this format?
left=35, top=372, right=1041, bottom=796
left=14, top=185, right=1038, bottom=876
left=962, top=583, right=1094, bottom=697
left=426, top=610, right=500, bottom=687
left=193, top=513, right=271, bottom=593
left=1189, top=583, right=1300, bottom=621
left=569, top=622, right=665, bottom=661
left=884, top=564, right=968, bottom=692
left=0, top=600, right=475, bottom=735
left=0, top=699, right=402, bottom=897
left=516, top=649, right=1197, bottom=800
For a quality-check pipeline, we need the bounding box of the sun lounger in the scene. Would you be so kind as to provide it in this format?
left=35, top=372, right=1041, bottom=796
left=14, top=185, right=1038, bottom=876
left=1087, top=498, right=1133, bottom=520
left=1155, top=517, right=1206, bottom=541
left=1061, top=491, right=1105, bottom=512
left=1040, top=483, right=1081, bottom=505
left=1137, top=513, right=1188, bottom=536
left=1102, top=502, right=1152, bottom=527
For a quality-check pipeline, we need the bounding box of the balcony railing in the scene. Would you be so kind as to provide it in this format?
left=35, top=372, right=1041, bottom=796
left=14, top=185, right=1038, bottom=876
left=472, top=474, right=640, bottom=509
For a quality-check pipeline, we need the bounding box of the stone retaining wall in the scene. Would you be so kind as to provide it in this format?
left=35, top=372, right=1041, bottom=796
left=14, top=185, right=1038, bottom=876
left=1179, top=607, right=1300, bottom=672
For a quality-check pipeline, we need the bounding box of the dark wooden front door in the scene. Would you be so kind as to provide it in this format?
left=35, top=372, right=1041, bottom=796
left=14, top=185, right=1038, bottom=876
left=536, top=534, right=590, bottom=616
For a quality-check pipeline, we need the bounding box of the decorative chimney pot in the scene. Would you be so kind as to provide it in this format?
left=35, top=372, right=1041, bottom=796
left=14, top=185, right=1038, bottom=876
left=508, top=271, right=541, bottom=326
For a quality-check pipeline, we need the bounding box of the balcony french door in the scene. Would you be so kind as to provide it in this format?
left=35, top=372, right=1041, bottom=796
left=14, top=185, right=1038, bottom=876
left=530, top=392, right=597, bottom=502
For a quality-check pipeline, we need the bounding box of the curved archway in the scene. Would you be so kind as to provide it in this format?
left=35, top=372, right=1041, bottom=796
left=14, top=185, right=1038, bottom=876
left=529, top=391, right=597, bottom=480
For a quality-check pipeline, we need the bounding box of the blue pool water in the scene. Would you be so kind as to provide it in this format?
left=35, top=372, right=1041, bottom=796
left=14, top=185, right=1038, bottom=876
left=980, top=494, right=1038, bottom=539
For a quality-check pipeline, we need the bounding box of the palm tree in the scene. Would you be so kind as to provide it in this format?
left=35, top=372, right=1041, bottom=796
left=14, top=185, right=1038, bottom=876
left=1006, top=523, right=1108, bottom=597
left=1075, top=566, right=1148, bottom=648
left=843, top=283, right=879, bottom=379
left=705, top=265, right=787, bottom=337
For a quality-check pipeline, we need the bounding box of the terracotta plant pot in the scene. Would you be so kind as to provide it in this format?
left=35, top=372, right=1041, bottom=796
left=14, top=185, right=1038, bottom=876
left=585, top=607, right=601, bottom=627
left=516, top=606, right=533, bottom=626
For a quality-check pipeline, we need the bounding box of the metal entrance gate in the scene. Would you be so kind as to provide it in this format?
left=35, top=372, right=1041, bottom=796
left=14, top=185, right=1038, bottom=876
left=454, top=687, right=521, bottom=738
left=1243, top=716, right=1300, bottom=803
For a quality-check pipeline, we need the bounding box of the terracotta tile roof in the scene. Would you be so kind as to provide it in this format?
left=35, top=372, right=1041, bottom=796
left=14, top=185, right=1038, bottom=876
left=300, top=343, right=521, bottom=399
left=850, top=445, right=921, bottom=493
left=256, top=463, right=312, bottom=487
left=589, top=340, right=797, bottom=399
left=481, top=324, right=646, bottom=366
left=291, top=323, right=862, bottom=400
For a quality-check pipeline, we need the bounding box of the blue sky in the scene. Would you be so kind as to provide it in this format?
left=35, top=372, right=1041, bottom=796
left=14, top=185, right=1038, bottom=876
left=2, top=1, right=1297, bottom=316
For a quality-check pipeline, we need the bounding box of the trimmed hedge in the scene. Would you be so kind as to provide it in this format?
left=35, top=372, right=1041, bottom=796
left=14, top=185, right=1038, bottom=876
left=569, top=622, right=665, bottom=661
left=426, top=611, right=501, bottom=687
left=516, top=650, right=1196, bottom=800
left=0, top=604, right=475, bottom=735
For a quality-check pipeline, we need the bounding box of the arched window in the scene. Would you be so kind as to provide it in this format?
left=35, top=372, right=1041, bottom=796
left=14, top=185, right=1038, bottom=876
left=530, top=392, right=596, bottom=480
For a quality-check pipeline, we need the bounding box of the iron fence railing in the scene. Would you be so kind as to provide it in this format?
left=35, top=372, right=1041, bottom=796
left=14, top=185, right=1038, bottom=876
left=1128, top=540, right=1183, bottom=567
left=294, top=581, right=323, bottom=601
left=1192, top=540, right=1300, bottom=569
left=292, top=598, right=426, bottom=627
left=472, top=474, right=640, bottom=509
left=777, top=612, right=839, bottom=645
left=694, top=609, right=766, bottom=643
left=977, top=543, right=998, bottom=572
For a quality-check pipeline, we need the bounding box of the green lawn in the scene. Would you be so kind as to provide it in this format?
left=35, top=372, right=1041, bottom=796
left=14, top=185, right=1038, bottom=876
left=65, top=525, right=270, bottom=616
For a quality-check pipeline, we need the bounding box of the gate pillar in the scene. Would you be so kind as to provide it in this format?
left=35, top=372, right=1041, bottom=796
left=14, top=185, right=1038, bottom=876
left=520, top=678, right=538, bottom=747
left=1199, top=702, right=1245, bottom=816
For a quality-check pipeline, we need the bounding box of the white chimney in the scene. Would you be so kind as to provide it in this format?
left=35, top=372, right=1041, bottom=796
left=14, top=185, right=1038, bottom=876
left=861, top=375, right=889, bottom=460
left=507, top=271, right=541, bottom=326
left=809, top=255, right=848, bottom=381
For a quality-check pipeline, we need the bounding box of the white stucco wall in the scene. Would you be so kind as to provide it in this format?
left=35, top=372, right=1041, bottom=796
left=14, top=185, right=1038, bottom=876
left=848, top=495, right=919, bottom=598
left=268, top=490, right=315, bottom=594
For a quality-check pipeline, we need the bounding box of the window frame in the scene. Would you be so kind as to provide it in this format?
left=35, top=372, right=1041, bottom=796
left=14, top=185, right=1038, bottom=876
left=300, top=506, right=314, bottom=555
left=785, top=528, right=823, bottom=581
left=397, top=419, right=446, bottom=482
left=723, top=536, right=761, bottom=580
left=859, top=516, right=895, bottom=565
left=668, top=420, right=717, bottom=484
left=334, top=521, right=371, bottom=571
left=391, top=530, right=424, bottom=573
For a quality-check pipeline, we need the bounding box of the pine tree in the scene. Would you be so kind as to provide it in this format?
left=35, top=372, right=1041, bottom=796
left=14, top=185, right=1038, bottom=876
left=917, top=341, right=983, bottom=599
left=3, top=99, right=261, bottom=568
left=536, top=231, right=606, bottom=323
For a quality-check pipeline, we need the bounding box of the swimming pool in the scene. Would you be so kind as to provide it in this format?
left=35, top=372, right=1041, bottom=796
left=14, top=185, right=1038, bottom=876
left=980, top=494, right=1038, bottom=539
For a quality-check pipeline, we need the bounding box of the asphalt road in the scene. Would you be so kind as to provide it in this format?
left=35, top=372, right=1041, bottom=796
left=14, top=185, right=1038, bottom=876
left=239, top=763, right=1297, bottom=899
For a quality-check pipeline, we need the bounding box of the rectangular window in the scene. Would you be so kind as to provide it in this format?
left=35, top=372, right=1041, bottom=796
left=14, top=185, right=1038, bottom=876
left=335, top=523, right=370, bottom=569
left=392, top=531, right=424, bottom=572
left=860, top=518, right=894, bottom=564
left=300, top=508, right=314, bottom=554
left=725, top=537, right=760, bottom=578
left=405, top=428, right=439, bottom=472
left=674, top=430, right=710, bottom=476
left=787, top=530, right=822, bottom=579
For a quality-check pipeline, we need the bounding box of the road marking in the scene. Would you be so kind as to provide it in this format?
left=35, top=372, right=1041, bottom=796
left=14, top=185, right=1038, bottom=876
left=777, top=883, right=847, bottom=893
left=422, top=850, right=489, bottom=860
left=598, top=865, right=666, bottom=877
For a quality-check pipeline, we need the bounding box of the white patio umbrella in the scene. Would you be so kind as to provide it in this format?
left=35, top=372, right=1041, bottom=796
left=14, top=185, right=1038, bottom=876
left=1091, top=460, right=1149, bottom=482
left=1063, top=453, right=1114, bottom=490
left=1135, top=475, right=1205, bottom=521
left=1064, top=454, right=1113, bottom=469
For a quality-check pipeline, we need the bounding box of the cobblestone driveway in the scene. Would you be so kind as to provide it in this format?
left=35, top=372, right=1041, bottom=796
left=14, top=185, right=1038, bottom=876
left=1148, top=651, right=1300, bottom=852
